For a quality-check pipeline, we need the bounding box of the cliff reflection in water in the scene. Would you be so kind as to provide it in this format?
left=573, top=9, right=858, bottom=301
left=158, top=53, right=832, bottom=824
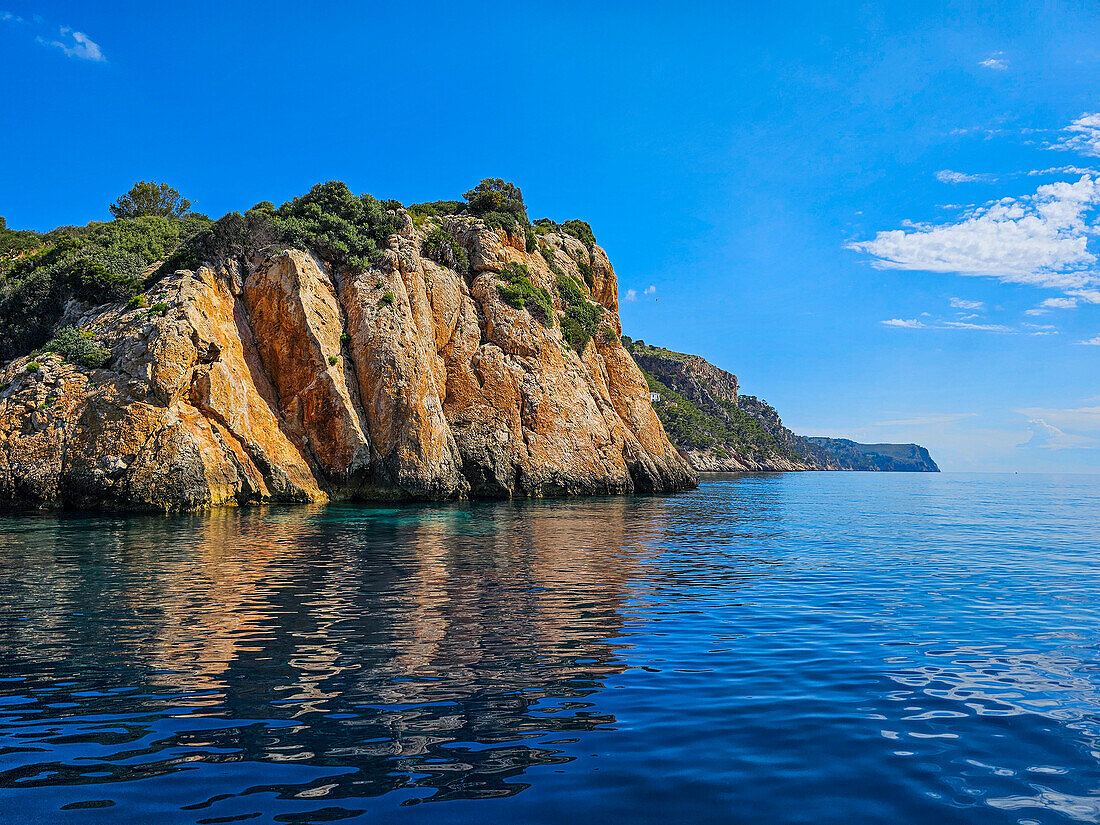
left=0, top=496, right=690, bottom=807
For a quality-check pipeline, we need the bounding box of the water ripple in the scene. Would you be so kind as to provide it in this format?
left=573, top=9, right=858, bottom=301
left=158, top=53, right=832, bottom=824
left=0, top=473, right=1098, bottom=823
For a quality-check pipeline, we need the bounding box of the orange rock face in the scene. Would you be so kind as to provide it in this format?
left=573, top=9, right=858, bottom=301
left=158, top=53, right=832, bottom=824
left=0, top=216, right=696, bottom=510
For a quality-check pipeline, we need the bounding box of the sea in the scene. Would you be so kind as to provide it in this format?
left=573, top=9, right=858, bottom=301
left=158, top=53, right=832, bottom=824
left=0, top=472, right=1098, bottom=824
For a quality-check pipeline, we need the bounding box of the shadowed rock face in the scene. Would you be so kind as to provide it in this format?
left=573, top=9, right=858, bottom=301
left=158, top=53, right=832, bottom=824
left=0, top=216, right=696, bottom=510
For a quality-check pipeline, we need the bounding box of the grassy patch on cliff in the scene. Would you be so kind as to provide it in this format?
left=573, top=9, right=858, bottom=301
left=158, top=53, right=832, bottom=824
left=496, top=262, right=553, bottom=327
left=556, top=273, right=601, bottom=354
left=639, top=367, right=796, bottom=460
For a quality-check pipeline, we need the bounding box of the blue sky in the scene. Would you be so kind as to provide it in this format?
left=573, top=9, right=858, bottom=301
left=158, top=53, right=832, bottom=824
left=2, top=1, right=1099, bottom=472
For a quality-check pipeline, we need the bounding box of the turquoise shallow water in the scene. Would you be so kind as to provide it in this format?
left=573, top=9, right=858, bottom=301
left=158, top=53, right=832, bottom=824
left=0, top=473, right=1099, bottom=824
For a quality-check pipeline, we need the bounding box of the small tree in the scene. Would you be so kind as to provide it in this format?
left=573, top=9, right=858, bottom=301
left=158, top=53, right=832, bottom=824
left=463, top=178, right=526, bottom=218
left=109, top=181, right=191, bottom=219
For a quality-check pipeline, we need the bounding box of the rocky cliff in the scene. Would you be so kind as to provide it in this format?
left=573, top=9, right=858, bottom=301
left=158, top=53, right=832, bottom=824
left=626, top=341, right=939, bottom=472
left=0, top=186, right=695, bottom=510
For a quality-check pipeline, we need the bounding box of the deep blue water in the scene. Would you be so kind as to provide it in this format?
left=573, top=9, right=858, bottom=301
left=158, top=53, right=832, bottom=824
left=1, top=473, right=1099, bottom=824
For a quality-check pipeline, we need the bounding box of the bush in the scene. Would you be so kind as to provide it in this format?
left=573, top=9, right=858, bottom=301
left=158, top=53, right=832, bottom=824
left=556, top=273, right=601, bottom=354
left=67, top=257, right=142, bottom=302
left=496, top=262, right=553, bottom=327
left=151, top=301, right=168, bottom=315
left=0, top=217, right=42, bottom=264
left=574, top=247, right=594, bottom=288
left=463, top=178, right=532, bottom=238
left=408, top=200, right=464, bottom=224
left=127, top=294, right=148, bottom=309
left=275, top=182, right=403, bottom=274
left=169, top=182, right=404, bottom=276
left=421, top=226, right=469, bottom=276
left=539, top=244, right=564, bottom=276
left=44, top=326, right=111, bottom=369
left=328, top=355, right=338, bottom=366
left=25, top=361, right=39, bottom=373
left=561, top=219, right=596, bottom=249
left=380, top=292, right=395, bottom=307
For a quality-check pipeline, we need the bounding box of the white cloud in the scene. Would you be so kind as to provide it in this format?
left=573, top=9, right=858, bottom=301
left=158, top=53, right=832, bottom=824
left=936, top=170, right=994, bottom=184
left=1079, top=334, right=1100, bottom=346
left=1042, top=297, right=1077, bottom=310
left=1055, top=113, right=1100, bottom=158
left=37, top=26, right=105, bottom=61
left=939, top=320, right=1015, bottom=332
left=950, top=297, right=985, bottom=310
left=1, top=11, right=25, bottom=23
left=848, top=175, right=1100, bottom=291
left=979, top=53, right=1008, bottom=70
left=1071, top=289, right=1100, bottom=304
left=624, top=289, right=637, bottom=302
left=1022, top=323, right=1058, bottom=336
left=643, top=285, right=656, bottom=296
left=882, top=317, right=1022, bottom=333
left=1029, top=165, right=1099, bottom=177
left=1019, top=419, right=1093, bottom=450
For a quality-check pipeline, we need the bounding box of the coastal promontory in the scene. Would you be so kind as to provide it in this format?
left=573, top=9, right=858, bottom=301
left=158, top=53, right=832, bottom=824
left=0, top=181, right=695, bottom=510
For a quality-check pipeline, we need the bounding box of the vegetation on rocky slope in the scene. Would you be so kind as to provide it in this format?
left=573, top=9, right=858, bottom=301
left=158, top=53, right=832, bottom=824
left=0, top=182, right=695, bottom=510
left=626, top=338, right=939, bottom=472
left=1, top=178, right=603, bottom=366
left=631, top=352, right=800, bottom=462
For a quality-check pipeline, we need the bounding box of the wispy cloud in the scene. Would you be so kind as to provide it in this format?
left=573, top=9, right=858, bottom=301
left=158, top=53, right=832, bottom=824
left=643, top=285, right=656, bottom=296
left=936, top=170, right=995, bottom=184
left=939, top=320, right=1015, bottom=332
left=1029, top=165, right=1099, bottom=177
left=1055, top=113, right=1100, bottom=158
left=979, top=52, right=1008, bottom=71
left=624, top=289, right=638, bottom=302
left=881, top=318, right=925, bottom=328
left=1, top=10, right=25, bottom=23
left=1026, top=296, right=1079, bottom=315
left=949, top=297, right=985, bottom=311
left=848, top=175, right=1099, bottom=292
left=1043, top=297, right=1077, bottom=309
left=1022, top=322, right=1059, bottom=336
left=1079, top=334, right=1100, bottom=346
left=36, top=26, right=105, bottom=61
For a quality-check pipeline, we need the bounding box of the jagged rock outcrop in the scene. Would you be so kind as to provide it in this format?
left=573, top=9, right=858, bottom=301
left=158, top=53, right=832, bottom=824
left=0, top=217, right=695, bottom=510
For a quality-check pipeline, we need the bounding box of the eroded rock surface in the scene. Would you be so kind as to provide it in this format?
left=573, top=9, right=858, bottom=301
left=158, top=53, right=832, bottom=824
left=0, top=217, right=695, bottom=509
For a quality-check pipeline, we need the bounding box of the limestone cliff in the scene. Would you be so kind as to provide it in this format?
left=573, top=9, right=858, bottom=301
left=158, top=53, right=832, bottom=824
left=0, top=209, right=695, bottom=510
